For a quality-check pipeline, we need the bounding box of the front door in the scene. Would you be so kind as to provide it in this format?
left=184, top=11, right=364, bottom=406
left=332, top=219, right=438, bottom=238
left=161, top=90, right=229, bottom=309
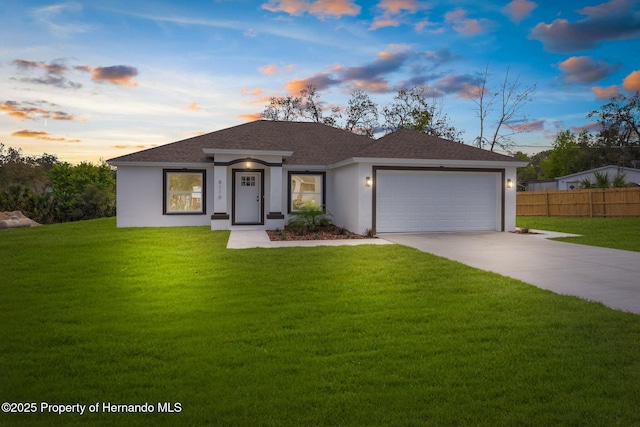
left=233, top=170, right=263, bottom=224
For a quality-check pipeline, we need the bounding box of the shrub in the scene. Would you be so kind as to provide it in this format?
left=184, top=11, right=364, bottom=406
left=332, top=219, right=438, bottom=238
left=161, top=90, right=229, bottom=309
left=287, top=204, right=331, bottom=233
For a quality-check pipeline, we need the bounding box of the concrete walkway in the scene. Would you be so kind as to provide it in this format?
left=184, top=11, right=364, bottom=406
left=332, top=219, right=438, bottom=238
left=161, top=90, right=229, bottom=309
left=226, top=230, right=392, bottom=249
left=380, top=231, right=640, bottom=315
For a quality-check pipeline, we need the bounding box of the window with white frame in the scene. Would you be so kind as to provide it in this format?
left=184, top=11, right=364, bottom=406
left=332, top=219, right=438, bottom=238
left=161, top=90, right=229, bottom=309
left=289, top=172, right=325, bottom=212
left=164, top=170, right=206, bottom=214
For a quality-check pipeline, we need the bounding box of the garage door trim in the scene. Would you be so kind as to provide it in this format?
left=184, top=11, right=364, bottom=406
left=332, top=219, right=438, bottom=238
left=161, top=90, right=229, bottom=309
left=372, top=166, right=506, bottom=233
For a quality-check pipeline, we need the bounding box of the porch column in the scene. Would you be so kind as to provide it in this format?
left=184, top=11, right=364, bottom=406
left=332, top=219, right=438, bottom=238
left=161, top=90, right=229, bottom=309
left=211, top=165, right=229, bottom=222
left=267, top=165, right=284, bottom=220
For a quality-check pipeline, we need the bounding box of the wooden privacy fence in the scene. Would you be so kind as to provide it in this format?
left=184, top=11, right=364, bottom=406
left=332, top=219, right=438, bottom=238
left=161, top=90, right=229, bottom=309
left=517, top=187, right=640, bottom=217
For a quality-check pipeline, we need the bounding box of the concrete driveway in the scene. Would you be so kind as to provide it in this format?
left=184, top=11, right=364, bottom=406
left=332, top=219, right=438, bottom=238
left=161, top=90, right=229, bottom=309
left=380, top=231, right=640, bottom=315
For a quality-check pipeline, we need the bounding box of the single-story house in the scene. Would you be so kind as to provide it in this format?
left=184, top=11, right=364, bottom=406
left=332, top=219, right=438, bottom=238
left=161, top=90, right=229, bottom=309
left=556, top=165, right=640, bottom=190
left=107, top=120, right=527, bottom=234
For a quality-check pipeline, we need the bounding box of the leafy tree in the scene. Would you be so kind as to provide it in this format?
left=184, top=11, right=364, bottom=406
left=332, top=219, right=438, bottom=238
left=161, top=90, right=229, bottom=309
left=588, top=91, right=640, bottom=166
left=382, top=86, right=463, bottom=142
left=49, top=161, right=116, bottom=221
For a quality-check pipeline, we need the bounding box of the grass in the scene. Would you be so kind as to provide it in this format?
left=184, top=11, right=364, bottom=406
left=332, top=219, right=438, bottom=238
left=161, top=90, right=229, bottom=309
left=1, top=218, right=640, bottom=426
left=517, top=216, right=640, bottom=252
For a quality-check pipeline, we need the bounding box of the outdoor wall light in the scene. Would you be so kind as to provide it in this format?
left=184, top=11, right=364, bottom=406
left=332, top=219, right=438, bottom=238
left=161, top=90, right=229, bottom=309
left=507, top=179, right=514, bottom=189
left=246, top=161, right=251, bottom=169
left=365, top=176, right=372, bottom=187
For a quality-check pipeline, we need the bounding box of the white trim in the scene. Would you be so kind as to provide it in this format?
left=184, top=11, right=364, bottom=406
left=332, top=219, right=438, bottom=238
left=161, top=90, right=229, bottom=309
left=331, top=157, right=528, bottom=169
left=203, top=148, right=293, bottom=157
left=282, top=164, right=328, bottom=171
left=108, top=161, right=212, bottom=168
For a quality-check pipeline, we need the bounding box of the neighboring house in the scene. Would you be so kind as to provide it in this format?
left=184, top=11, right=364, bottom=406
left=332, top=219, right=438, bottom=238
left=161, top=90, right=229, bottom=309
left=524, top=180, right=556, bottom=191
left=556, top=165, right=640, bottom=190
left=107, top=120, right=527, bottom=234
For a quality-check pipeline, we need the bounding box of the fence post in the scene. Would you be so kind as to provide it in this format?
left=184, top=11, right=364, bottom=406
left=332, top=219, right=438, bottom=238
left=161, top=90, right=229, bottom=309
left=545, top=191, right=550, bottom=216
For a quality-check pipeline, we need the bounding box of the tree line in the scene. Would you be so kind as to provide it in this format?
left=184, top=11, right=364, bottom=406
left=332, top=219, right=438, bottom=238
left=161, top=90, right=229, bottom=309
left=0, top=144, right=115, bottom=224
left=261, top=69, right=536, bottom=151
left=516, top=91, right=640, bottom=186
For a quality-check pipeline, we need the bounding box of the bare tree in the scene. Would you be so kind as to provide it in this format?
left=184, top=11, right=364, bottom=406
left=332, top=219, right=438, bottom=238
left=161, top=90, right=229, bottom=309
left=261, top=95, right=302, bottom=121
left=261, top=85, right=340, bottom=126
left=344, top=90, right=378, bottom=138
left=469, top=66, right=537, bottom=151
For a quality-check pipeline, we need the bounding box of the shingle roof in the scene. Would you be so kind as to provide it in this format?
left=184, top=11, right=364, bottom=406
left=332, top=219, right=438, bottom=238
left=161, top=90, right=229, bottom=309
left=362, top=128, right=522, bottom=162
left=107, top=120, right=523, bottom=165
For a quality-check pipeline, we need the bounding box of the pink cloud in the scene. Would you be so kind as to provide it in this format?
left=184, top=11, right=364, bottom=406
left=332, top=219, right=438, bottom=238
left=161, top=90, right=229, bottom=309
left=12, top=130, right=80, bottom=143
left=508, top=119, right=546, bottom=133
left=445, top=8, right=485, bottom=36
left=261, top=0, right=360, bottom=18
left=377, top=0, right=427, bottom=14
left=91, top=65, right=139, bottom=87
left=558, top=56, right=620, bottom=84
left=258, top=63, right=296, bottom=75
left=369, top=17, right=400, bottom=30
left=502, top=0, right=537, bottom=23
left=591, top=85, right=620, bottom=99
left=622, top=70, right=640, bottom=91
left=530, top=0, right=640, bottom=52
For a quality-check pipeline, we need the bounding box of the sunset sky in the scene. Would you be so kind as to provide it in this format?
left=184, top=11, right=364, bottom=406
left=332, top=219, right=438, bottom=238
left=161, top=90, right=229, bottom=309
left=1, top=0, right=639, bottom=163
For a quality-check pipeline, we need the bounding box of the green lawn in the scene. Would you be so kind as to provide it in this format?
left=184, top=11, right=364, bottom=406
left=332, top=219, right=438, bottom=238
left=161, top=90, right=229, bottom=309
left=517, top=216, right=640, bottom=252
left=1, top=218, right=640, bottom=426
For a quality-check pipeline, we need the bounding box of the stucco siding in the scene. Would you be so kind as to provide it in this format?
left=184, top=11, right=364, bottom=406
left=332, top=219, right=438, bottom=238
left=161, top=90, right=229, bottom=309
left=116, top=166, right=213, bottom=227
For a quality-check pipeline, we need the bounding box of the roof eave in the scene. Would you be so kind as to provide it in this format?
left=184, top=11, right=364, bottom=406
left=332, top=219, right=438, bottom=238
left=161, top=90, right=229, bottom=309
left=331, top=157, right=528, bottom=169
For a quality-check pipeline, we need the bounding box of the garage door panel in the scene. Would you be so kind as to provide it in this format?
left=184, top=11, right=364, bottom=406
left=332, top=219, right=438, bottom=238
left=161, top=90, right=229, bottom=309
left=376, top=170, right=499, bottom=232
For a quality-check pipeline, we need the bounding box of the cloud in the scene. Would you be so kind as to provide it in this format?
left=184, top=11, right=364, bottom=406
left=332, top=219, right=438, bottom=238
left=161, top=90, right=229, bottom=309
left=622, top=70, right=640, bottom=91
left=507, top=119, right=546, bottom=133
left=186, top=102, right=201, bottom=111
left=12, top=130, right=81, bottom=142
left=261, top=0, right=361, bottom=18
left=1, top=100, right=79, bottom=121
left=592, top=85, right=620, bottom=99
left=370, top=18, right=400, bottom=30
left=502, top=0, right=537, bottom=23
left=559, top=56, right=621, bottom=84
left=12, top=59, right=68, bottom=74
left=370, top=0, right=430, bottom=30
left=14, top=75, right=82, bottom=89
left=259, top=63, right=296, bottom=75
left=11, top=58, right=82, bottom=89
left=529, top=0, right=640, bottom=53
left=425, top=48, right=460, bottom=65
left=280, top=46, right=445, bottom=95
left=238, top=112, right=263, bottom=122
left=30, top=2, right=93, bottom=37
left=444, top=8, right=488, bottom=36
left=90, top=65, right=139, bottom=87
left=434, top=74, right=484, bottom=97
left=286, top=72, right=340, bottom=93
left=112, top=144, right=148, bottom=150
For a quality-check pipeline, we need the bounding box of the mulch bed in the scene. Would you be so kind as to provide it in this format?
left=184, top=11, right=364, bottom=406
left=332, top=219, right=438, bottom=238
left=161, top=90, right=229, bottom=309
left=266, top=225, right=368, bottom=241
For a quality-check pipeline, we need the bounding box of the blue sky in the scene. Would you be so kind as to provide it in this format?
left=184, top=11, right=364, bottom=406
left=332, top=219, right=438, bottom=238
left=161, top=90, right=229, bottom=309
left=1, top=0, right=639, bottom=163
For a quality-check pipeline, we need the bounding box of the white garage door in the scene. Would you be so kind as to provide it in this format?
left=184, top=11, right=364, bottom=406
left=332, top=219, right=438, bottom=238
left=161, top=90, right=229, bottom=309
left=376, top=170, right=500, bottom=232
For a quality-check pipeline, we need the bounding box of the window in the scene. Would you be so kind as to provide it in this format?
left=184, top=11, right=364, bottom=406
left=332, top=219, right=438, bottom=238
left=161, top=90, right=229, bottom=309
left=163, top=170, right=206, bottom=214
left=289, top=172, right=325, bottom=212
